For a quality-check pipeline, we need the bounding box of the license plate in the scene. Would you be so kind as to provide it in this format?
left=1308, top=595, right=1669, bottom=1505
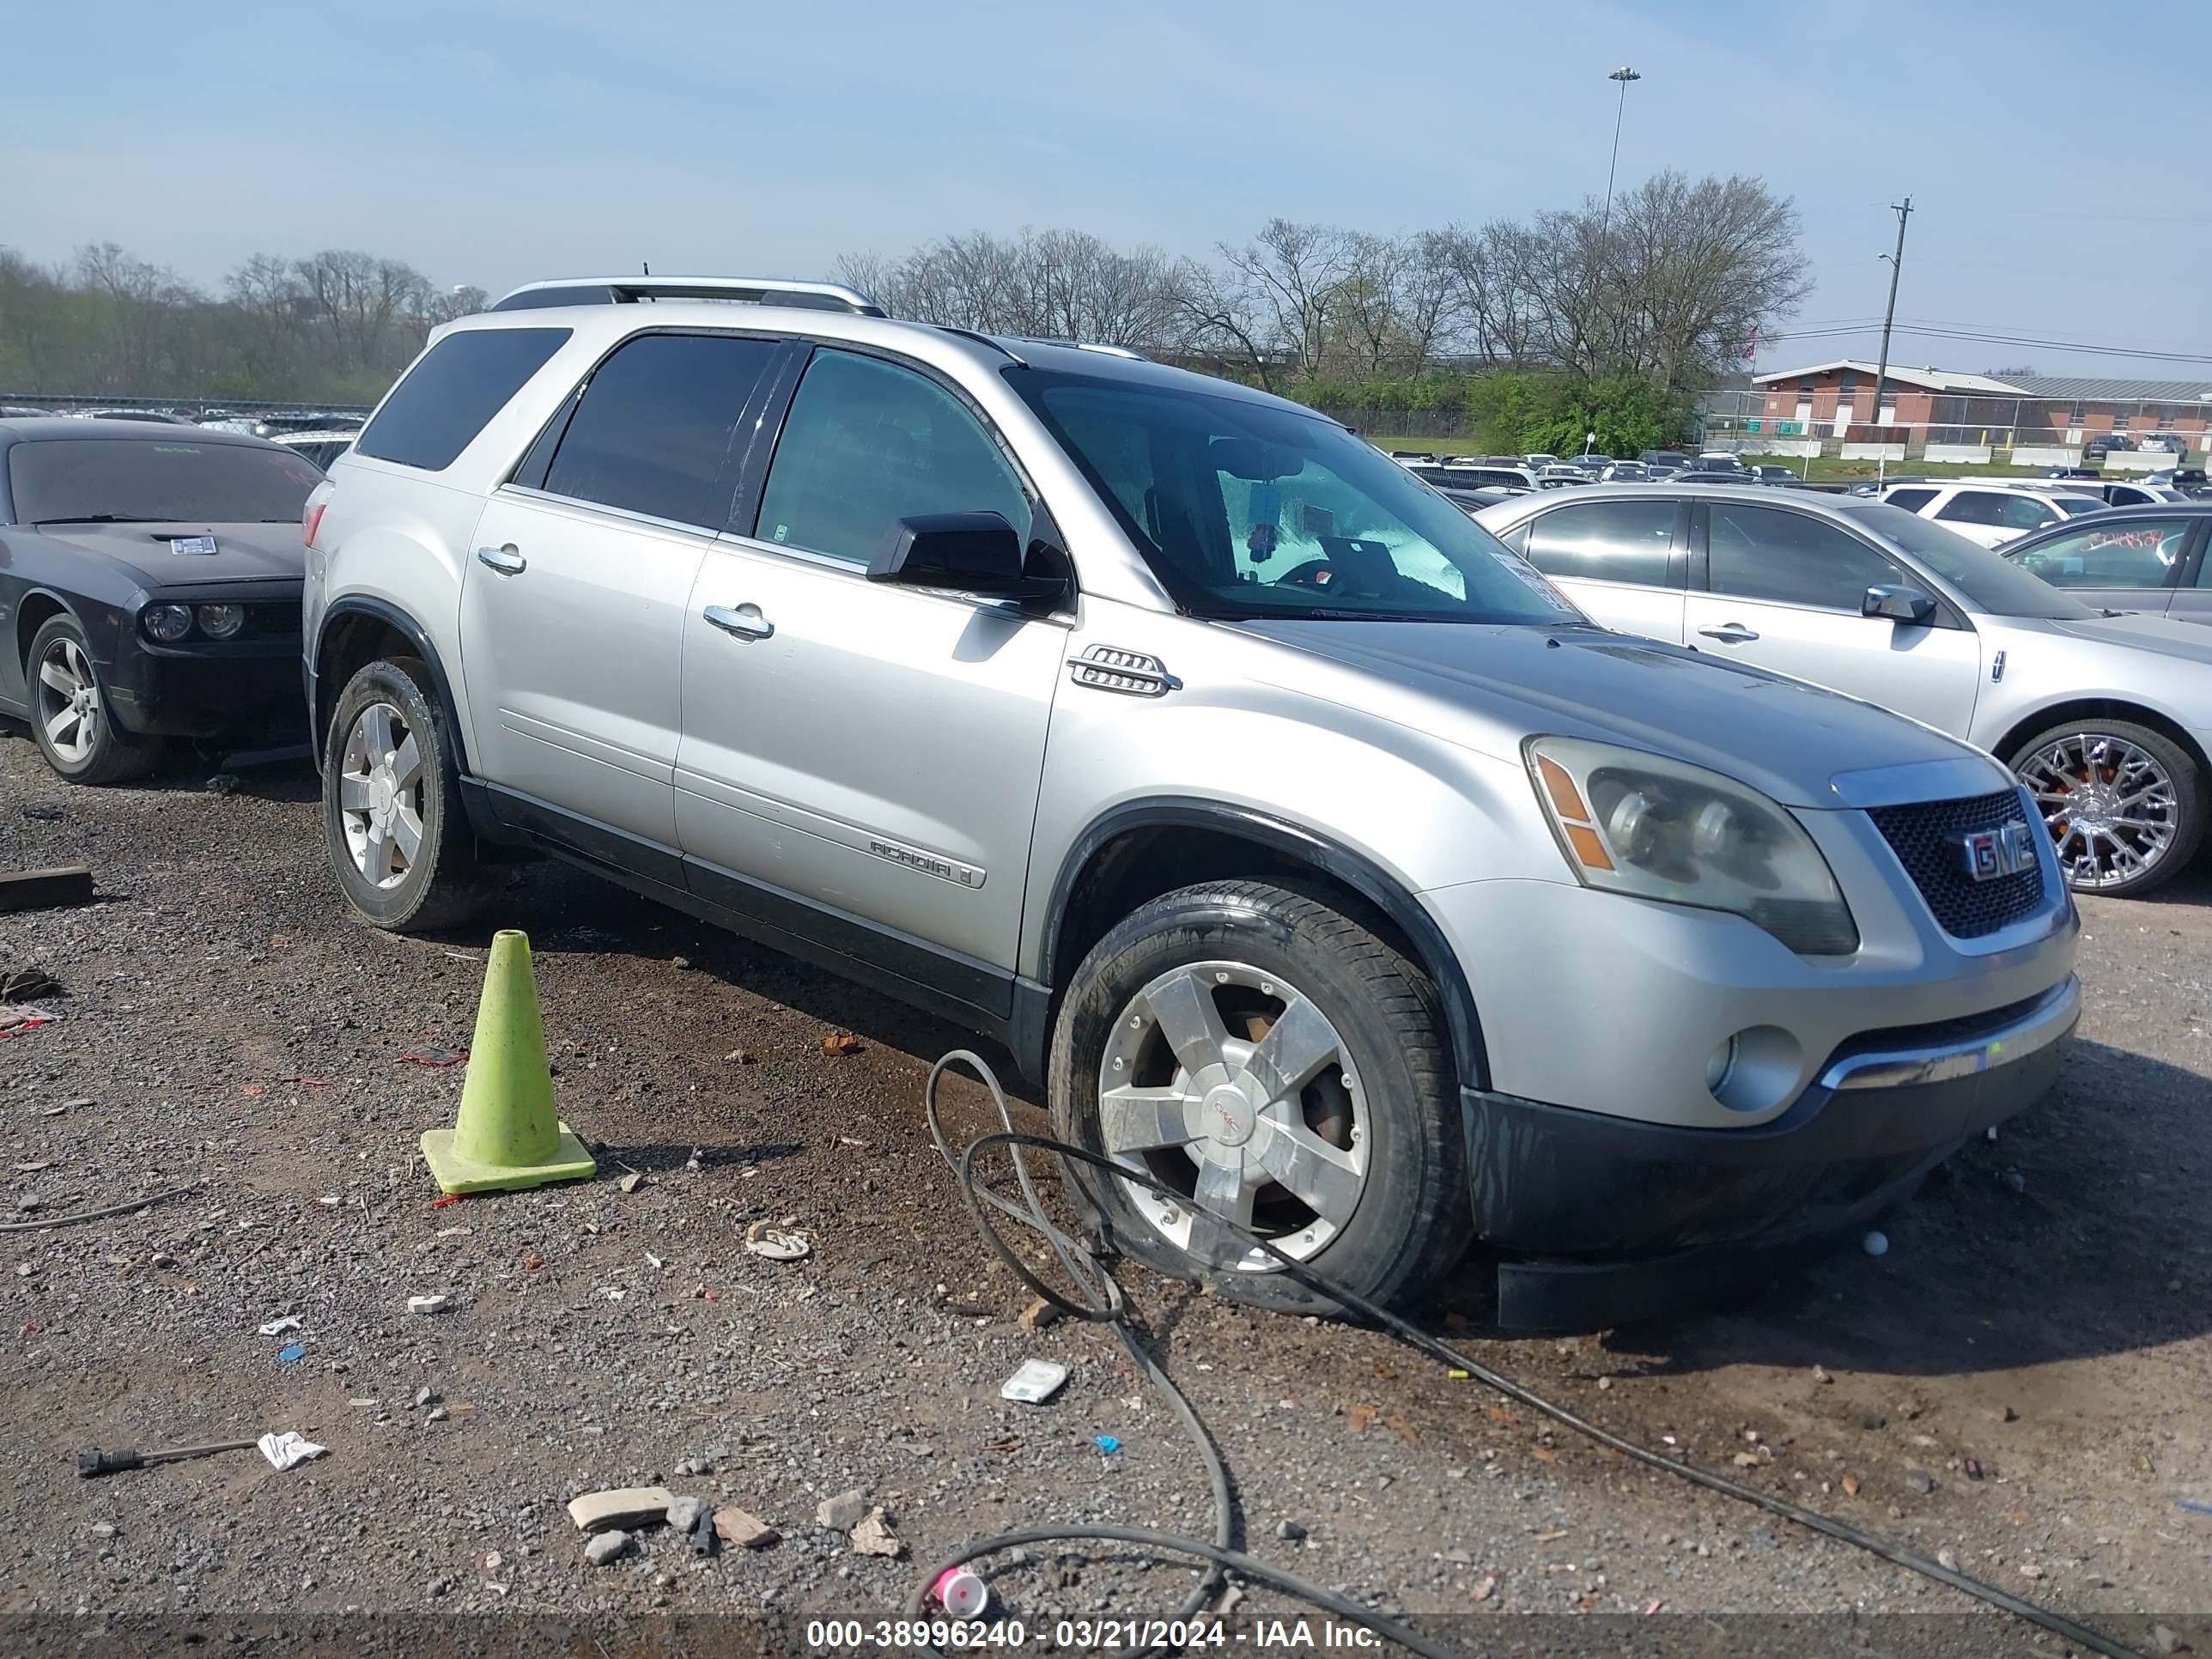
left=1957, top=821, right=2038, bottom=881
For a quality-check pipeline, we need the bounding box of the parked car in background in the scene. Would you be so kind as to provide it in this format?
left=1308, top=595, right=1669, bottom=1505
left=0, top=418, right=320, bottom=781
left=1437, top=485, right=1516, bottom=515
left=0, top=404, right=52, bottom=420
left=1537, top=465, right=1592, bottom=487
left=1423, top=462, right=1537, bottom=489
left=1599, top=460, right=1651, bottom=483
left=1846, top=475, right=1927, bottom=497
left=1640, top=450, right=1692, bottom=476
left=2136, top=433, right=2187, bottom=454
left=1695, top=452, right=1746, bottom=471
left=1879, top=480, right=2106, bottom=547
left=2083, top=434, right=2135, bottom=463
left=272, top=428, right=356, bottom=471
left=1476, top=483, right=2212, bottom=894
left=1749, top=465, right=1801, bottom=484
left=2043, top=466, right=2103, bottom=481
left=302, top=274, right=2082, bottom=1327
left=70, top=408, right=196, bottom=424
left=1522, top=453, right=1560, bottom=471
left=2094, top=480, right=2190, bottom=507
left=2001, top=503, right=2212, bottom=627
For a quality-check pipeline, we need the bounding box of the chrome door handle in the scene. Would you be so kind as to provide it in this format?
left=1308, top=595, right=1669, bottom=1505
left=703, top=603, right=774, bottom=641
left=1698, top=622, right=1759, bottom=643
left=476, top=544, right=526, bottom=575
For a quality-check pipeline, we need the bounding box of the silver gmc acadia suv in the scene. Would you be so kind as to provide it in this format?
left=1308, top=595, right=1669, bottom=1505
left=302, top=276, right=2081, bottom=1328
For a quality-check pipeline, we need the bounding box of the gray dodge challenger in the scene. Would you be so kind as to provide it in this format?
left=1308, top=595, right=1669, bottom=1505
left=0, top=417, right=322, bottom=781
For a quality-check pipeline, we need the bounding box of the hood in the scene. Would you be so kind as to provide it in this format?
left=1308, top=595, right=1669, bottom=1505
left=2014, top=608, right=2212, bottom=665
left=33, top=521, right=306, bottom=587
left=1231, top=621, right=1991, bottom=810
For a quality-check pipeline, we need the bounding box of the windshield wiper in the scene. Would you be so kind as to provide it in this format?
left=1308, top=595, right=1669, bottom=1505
left=36, top=514, right=160, bottom=524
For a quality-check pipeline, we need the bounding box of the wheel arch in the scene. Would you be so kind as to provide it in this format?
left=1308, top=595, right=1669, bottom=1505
left=15, top=587, right=86, bottom=672
left=1034, top=798, right=1490, bottom=1092
left=1994, top=697, right=2211, bottom=787
left=313, top=598, right=471, bottom=775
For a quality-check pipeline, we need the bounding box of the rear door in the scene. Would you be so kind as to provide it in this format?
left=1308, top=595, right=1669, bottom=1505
left=1510, top=495, right=1686, bottom=642
left=1683, top=497, right=1983, bottom=736
left=459, top=330, right=783, bottom=848
left=2005, top=516, right=2195, bottom=617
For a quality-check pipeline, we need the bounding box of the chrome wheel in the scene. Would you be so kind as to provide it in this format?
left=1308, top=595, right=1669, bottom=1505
left=1097, top=960, right=1369, bottom=1272
left=337, top=702, right=425, bottom=889
left=34, top=636, right=102, bottom=765
left=2018, top=731, right=2180, bottom=891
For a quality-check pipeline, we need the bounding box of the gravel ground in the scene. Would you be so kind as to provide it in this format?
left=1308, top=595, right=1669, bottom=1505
left=1, top=730, right=2207, bottom=1653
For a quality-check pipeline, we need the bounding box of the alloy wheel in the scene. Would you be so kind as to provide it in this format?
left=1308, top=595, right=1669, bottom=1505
left=1097, top=959, right=1369, bottom=1273
left=337, top=702, right=426, bottom=890
left=34, top=636, right=102, bottom=765
left=2017, top=731, right=2180, bottom=891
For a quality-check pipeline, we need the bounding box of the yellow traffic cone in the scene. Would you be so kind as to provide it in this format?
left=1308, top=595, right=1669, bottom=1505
left=419, top=930, right=597, bottom=1194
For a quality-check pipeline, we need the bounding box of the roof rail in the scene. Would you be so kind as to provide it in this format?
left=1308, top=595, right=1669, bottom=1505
left=931, top=326, right=1028, bottom=368
left=489, top=276, right=888, bottom=317
left=1004, top=336, right=1151, bottom=362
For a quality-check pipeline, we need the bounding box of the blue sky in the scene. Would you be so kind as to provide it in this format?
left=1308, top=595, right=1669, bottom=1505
left=9, top=0, right=2211, bottom=380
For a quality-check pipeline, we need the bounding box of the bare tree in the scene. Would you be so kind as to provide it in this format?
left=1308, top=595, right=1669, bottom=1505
left=1216, top=220, right=1351, bottom=376
left=1163, top=268, right=1273, bottom=388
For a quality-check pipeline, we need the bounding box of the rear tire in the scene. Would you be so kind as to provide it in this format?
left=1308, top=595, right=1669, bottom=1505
left=322, top=657, right=494, bottom=931
left=2007, top=718, right=2203, bottom=897
left=1048, top=879, right=1471, bottom=1317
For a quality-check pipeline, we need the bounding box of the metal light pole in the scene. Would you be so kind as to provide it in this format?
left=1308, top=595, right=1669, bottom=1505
left=1601, top=67, right=1642, bottom=231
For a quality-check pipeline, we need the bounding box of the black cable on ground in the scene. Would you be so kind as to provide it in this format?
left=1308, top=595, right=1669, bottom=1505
left=0, top=1184, right=196, bottom=1234
left=921, top=1054, right=1232, bottom=1633
left=919, top=1052, right=2147, bottom=1659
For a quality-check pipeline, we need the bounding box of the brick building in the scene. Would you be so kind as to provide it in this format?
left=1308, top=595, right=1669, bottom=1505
left=1742, top=359, right=2212, bottom=460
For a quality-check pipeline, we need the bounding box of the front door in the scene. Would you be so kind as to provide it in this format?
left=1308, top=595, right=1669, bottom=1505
left=1685, top=497, right=1983, bottom=736
left=673, top=344, right=1064, bottom=986
left=458, top=330, right=784, bottom=847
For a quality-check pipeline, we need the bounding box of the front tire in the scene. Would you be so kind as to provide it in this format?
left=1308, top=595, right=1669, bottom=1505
left=2008, top=718, right=2203, bottom=897
left=26, top=615, right=157, bottom=785
left=322, top=657, right=492, bottom=931
left=1048, top=879, right=1471, bottom=1316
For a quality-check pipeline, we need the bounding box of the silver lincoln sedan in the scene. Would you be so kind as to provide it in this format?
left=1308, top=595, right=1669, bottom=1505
left=1477, top=484, right=2212, bottom=896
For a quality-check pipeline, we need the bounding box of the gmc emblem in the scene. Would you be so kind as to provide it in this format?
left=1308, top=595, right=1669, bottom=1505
left=1957, top=821, right=2039, bottom=882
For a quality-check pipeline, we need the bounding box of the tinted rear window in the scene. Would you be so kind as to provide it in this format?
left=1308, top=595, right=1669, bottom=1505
left=541, top=333, right=780, bottom=530
left=9, top=438, right=323, bottom=524
left=356, top=327, right=570, bottom=471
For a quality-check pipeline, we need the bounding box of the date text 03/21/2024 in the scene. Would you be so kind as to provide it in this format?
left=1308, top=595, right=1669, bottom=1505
left=801, top=1618, right=1384, bottom=1650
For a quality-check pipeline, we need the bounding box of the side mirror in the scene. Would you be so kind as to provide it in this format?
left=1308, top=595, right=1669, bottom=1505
left=866, top=512, right=1064, bottom=604
left=1863, top=583, right=1937, bottom=625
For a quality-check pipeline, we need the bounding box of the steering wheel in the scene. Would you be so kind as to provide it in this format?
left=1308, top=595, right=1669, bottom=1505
left=1276, top=558, right=1338, bottom=589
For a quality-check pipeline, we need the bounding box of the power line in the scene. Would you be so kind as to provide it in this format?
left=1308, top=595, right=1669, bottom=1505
left=1761, top=322, right=2212, bottom=366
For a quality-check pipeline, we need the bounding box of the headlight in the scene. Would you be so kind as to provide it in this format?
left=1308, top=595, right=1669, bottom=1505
left=196, top=604, right=246, bottom=640
left=1525, top=736, right=1859, bottom=955
left=143, top=604, right=192, bottom=642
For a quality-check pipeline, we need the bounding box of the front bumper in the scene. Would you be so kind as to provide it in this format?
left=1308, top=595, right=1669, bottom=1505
left=103, top=585, right=307, bottom=743
left=1468, top=977, right=2078, bottom=1328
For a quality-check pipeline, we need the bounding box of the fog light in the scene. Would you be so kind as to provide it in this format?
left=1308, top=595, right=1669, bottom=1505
left=1705, top=1036, right=1739, bottom=1094
left=196, top=604, right=246, bottom=640
left=143, top=604, right=192, bottom=642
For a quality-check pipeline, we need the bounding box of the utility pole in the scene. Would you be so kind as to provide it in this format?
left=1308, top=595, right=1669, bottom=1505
left=1868, top=197, right=1912, bottom=484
